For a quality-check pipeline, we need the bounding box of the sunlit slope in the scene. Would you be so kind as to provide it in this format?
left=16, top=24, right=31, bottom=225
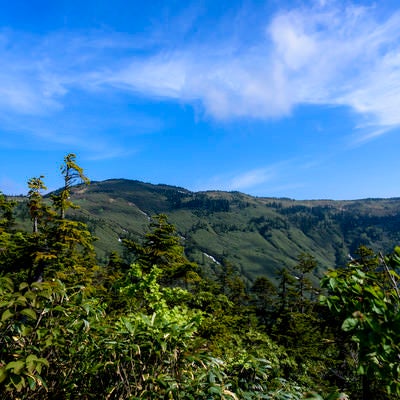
left=33, top=179, right=400, bottom=280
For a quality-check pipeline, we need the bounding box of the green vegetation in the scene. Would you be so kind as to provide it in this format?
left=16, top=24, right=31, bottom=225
left=1, top=154, right=399, bottom=399
left=12, top=177, right=400, bottom=282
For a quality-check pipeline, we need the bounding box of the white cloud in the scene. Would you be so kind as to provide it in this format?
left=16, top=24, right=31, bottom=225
left=197, top=164, right=285, bottom=193
left=83, top=147, right=136, bottom=161
left=228, top=168, right=275, bottom=191
left=1, top=2, right=400, bottom=137
left=269, top=11, right=318, bottom=71
left=266, top=4, right=400, bottom=128
left=0, top=70, right=62, bottom=115
left=90, top=2, right=400, bottom=134
left=105, top=55, right=187, bottom=98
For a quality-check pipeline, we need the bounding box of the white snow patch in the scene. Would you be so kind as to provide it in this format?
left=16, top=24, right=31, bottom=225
left=203, top=252, right=221, bottom=265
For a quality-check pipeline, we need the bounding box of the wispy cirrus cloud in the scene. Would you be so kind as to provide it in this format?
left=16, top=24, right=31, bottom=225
left=55, top=2, right=393, bottom=156
left=227, top=167, right=276, bottom=191
left=1, top=2, right=400, bottom=142
left=0, top=29, right=165, bottom=158
left=195, top=154, right=331, bottom=194
left=97, top=2, right=400, bottom=134
left=197, top=162, right=290, bottom=193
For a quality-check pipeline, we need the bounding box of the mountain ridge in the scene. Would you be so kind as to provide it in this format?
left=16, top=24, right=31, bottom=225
left=12, top=178, right=400, bottom=281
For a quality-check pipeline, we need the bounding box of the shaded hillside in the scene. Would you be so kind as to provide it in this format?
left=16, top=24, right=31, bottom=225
left=13, top=178, right=400, bottom=281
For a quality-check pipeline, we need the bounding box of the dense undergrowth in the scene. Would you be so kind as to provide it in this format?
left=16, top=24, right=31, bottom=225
left=1, top=154, right=399, bottom=399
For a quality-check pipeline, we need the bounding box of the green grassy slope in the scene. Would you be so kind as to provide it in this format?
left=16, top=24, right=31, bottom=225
left=13, top=179, right=400, bottom=281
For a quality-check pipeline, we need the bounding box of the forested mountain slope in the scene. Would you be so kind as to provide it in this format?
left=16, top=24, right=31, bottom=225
left=2, top=156, right=400, bottom=399
left=14, top=178, right=400, bottom=280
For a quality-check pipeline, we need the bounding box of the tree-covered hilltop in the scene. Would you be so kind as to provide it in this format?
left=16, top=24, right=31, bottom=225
left=1, top=154, right=399, bottom=399
left=12, top=177, right=400, bottom=283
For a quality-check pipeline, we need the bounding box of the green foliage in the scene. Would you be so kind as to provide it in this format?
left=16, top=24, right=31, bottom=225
left=0, top=275, right=105, bottom=398
left=51, top=153, right=90, bottom=219
left=0, top=259, right=305, bottom=399
left=14, top=177, right=400, bottom=281
left=0, top=192, right=16, bottom=231
left=123, top=213, right=199, bottom=285
left=27, top=176, right=48, bottom=234
left=321, top=247, right=400, bottom=399
left=10, top=155, right=400, bottom=399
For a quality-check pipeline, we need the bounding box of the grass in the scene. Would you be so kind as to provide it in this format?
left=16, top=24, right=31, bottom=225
left=10, top=178, right=400, bottom=282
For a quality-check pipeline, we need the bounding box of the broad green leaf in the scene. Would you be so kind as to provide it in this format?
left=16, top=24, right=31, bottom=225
left=371, top=303, right=384, bottom=315
left=209, top=386, right=224, bottom=395
left=1, top=308, right=14, bottom=322
left=21, top=308, right=37, bottom=320
left=26, top=375, right=36, bottom=390
left=5, top=360, right=25, bottom=374
left=26, top=354, right=39, bottom=363
left=355, top=269, right=366, bottom=279
left=0, top=277, right=13, bottom=292
left=328, top=277, right=337, bottom=291
left=35, top=358, right=49, bottom=374
left=122, top=318, right=134, bottom=333
left=26, top=355, right=39, bottom=373
left=15, top=295, right=28, bottom=306
left=19, top=282, right=29, bottom=291
left=364, top=286, right=382, bottom=299
left=21, top=325, right=32, bottom=336
left=342, top=317, right=359, bottom=331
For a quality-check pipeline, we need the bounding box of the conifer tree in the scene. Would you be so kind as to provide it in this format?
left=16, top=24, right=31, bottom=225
left=216, top=260, right=248, bottom=306
left=123, top=214, right=198, bottom=285
left=51, top=153, right=89, bottom=219
left=0, top=192, right=15, bottom=232
left=44, top=154, right=95, bottom=280
left=27, top=176, right=47, bottom=234
left=0, top=193, right=38, bottom=280
left=250, top=276, right=277, bottom=327
left=0, top=192, right=17, bottom=275
left=294, top=253, right=318, bottom=314
left=276, top=267, right=297, bottom=313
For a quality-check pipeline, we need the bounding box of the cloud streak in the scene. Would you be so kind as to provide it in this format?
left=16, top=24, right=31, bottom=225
left=196, top=159, right=298, bottom=193
left=95, top=2, right=400, bottom=135
left=227, top=167, right=275, bottom=191
left=1, top=2, right=400, bottom=140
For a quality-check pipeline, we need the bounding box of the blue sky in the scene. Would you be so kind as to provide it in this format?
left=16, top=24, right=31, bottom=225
left=1, top=0, right=400, bottom=199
